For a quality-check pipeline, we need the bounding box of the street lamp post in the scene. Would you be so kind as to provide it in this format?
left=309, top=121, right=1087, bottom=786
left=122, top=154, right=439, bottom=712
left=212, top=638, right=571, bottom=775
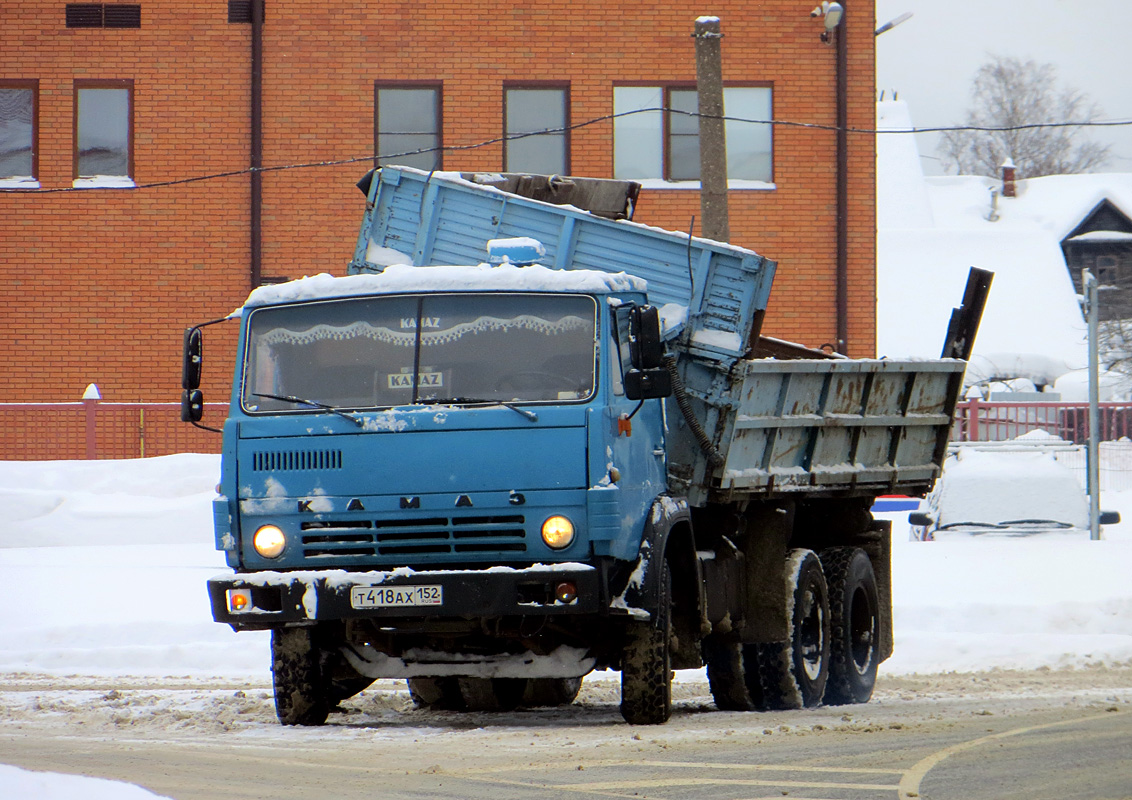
left=1085, top=268, right=1101, bottom=541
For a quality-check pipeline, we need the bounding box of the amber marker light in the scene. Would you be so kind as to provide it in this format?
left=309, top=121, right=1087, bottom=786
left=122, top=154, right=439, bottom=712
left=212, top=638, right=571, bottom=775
left=253, top=524, right=287, bottom=558
left=541, top=515, right=575, bottom=549
left=227, top=589, right=252, bottom=612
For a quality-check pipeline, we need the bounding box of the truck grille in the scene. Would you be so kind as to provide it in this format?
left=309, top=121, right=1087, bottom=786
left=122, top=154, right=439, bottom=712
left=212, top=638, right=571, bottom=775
left=252, top=449, right=343, bottom=472
left=299, top=515, right=527, bottom=558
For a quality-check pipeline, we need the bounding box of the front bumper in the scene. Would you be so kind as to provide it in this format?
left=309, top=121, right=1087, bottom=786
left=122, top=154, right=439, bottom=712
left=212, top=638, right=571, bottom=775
left=208, top=562, right=607, bottom=630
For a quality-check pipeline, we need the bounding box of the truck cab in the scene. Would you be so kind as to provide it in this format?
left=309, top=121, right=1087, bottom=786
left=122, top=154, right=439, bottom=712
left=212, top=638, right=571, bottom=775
left=200, top=262, right=683, bottom=723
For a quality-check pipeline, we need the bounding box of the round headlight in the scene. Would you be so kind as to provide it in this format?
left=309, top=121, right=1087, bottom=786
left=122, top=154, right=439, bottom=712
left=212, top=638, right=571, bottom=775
left=541, top=515, right=575, bottom=549
left=253, top=525, right=287, bottom=558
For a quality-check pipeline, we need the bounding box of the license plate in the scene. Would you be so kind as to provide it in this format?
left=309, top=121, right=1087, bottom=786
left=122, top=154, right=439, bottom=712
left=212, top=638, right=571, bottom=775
left=350, top=584, right=443, bottom=609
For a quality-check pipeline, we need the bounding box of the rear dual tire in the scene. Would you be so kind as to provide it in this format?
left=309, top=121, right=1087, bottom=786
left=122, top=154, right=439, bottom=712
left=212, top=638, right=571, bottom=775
left=755, top=549, right=831, bottom=709
left=821, top=546, right=881, bottom=705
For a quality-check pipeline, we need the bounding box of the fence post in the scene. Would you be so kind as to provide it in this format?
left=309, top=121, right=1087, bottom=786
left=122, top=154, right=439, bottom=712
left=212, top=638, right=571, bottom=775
left=82, top=383, right=101, bottom=459
left=968, top=396, right=980, bottom=442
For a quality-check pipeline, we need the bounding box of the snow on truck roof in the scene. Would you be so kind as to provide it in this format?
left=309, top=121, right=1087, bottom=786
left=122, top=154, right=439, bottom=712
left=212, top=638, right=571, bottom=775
left=237, top=263, right=648, bottom=313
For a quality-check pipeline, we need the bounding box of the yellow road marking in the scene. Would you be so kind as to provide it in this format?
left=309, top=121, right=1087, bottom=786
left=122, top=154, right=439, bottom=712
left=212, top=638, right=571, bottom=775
left=898, top=710, right=1131, bottom=800
left=462, top=757, right=902, bottom=776
left=548, top=777, right=894, bottom=792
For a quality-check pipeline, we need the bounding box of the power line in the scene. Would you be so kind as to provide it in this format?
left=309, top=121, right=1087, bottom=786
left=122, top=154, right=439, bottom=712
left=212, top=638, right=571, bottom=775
left=4, top=107, right=1131, bottom=194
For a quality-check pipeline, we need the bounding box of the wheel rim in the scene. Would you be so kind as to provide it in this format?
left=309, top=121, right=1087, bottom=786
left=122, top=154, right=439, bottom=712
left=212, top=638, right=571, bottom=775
left=798, top=587, right=826, bottom=681
left=848, top=585, right=876, bottom=675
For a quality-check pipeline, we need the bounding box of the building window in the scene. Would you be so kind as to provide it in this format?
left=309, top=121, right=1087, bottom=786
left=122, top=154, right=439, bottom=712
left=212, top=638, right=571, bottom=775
left=65, top=4, right=142, bottom=28
left=1096, top=254, right=1121, bottom=285
left=613, top=85, right=772, bottom=183
left=504, top=85, right=568, bottom=175
left=0, top=81, right=37, bottom=183
left=375, top=84, right=442, bottom=172
left=74, top=80, right=133, bottom=184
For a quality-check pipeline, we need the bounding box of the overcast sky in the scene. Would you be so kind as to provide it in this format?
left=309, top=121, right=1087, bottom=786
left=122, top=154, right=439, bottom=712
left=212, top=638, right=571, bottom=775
left=874, top=0, right=1132, bottom=175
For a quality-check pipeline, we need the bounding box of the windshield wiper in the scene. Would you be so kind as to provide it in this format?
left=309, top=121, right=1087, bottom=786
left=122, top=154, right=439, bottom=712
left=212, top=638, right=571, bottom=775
left=417, top=396, right=538, bottom=422
left=997, top=519, right=1074, bottom=529
left=937, top=521, right=1001, bottom=531
left=252, top=393, right=364, bottom=428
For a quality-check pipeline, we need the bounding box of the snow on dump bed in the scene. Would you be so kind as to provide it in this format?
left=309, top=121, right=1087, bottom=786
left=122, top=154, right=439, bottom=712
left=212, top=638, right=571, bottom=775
left=238, top=263, right=648, bottom=312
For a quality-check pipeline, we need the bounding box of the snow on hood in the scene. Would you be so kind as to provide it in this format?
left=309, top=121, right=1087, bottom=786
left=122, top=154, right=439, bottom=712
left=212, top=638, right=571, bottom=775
left=237, top=263, right=648, bottom=313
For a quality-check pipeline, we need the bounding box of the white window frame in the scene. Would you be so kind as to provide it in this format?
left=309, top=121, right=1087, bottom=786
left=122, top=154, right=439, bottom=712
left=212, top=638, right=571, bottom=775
left=613, top=84, right=773, bottom=188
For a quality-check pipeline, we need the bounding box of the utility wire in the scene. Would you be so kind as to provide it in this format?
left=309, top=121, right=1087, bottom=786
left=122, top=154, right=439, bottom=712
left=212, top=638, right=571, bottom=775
left=4, top=107, right=1131, bottom=194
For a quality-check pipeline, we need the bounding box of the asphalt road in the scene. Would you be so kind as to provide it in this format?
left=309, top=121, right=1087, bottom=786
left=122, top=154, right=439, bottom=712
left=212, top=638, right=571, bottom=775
left=1, top=670, right=1129, bottom=800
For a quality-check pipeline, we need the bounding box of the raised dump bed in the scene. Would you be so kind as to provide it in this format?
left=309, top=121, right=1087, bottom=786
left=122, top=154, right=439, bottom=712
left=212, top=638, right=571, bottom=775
left=349, top=165, right=976, bottom=505
left=350, top=166, right=776, bottom=362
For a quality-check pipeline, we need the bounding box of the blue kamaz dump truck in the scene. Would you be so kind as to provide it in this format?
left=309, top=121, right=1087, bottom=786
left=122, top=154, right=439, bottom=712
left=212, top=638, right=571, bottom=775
left=183, top=167, right=986, bottom=725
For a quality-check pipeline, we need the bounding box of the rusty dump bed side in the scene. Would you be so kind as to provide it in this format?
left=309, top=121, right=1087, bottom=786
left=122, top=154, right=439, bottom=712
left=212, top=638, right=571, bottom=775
left=670, top=357, right=968, bottom=504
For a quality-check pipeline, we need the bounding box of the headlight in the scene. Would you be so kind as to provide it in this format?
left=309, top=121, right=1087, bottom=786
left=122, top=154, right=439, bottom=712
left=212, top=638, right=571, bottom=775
left=253, top=525, right=287, bottom=558
left=541, top=515, right=575, bottom=549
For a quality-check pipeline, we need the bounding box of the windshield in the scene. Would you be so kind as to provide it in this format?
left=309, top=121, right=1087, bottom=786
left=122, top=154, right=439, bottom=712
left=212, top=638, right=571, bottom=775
left=242, top=293, right=597, bottom=412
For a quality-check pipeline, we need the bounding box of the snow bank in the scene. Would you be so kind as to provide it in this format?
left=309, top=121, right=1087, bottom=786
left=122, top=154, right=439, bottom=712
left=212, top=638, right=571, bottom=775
left=0, top=765, right=171, bottom=800
left=1, top=454, right=1129, bottom=683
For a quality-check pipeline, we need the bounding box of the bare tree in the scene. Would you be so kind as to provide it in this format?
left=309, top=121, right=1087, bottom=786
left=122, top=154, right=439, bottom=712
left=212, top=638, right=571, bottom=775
left=939, top=55, right=1111, bottom=178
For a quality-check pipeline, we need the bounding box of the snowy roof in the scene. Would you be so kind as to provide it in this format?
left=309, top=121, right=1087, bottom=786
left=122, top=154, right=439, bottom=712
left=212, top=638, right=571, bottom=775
left=873, top=100, right=1132, bottom=377
left=238, top=263, right=648, bottom=312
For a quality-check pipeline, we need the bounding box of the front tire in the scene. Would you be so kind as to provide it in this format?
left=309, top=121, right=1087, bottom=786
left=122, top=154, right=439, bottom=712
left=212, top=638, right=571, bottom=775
left=755, top=549, right=831, bottom=709
left=821, top=547, right=881, bottom=705
left=620, top=558, right=672, bottom=725
left=272, top=627, right=330, bottom=726
left=523, top=677, right=583, bottom=707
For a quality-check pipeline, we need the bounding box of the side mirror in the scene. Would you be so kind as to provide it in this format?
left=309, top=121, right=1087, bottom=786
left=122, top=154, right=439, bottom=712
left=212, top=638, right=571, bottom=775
left=624, top=368, right=673, bottom=401
left=1100, top=511, right=1121, bottom=526
left=182, top=328, right=203, bottom=390
left=908, top=512, right=933, bottom=527
left=181, top=389, right=204, bottom=423
left=629, top=306, right=664, bottom=370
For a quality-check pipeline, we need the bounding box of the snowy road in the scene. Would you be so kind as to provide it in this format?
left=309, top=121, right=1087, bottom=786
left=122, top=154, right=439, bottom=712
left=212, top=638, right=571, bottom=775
left=1, top=669, right=1130, bottom=800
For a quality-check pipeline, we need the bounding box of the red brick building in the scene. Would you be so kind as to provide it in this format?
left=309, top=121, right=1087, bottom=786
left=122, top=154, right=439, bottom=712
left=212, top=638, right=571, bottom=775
left=1, top=0, right=876, bottom=458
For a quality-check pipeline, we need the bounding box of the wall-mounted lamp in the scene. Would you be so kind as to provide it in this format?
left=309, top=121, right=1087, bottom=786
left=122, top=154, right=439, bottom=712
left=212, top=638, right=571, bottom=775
left=811, top=1, right=843, bottom=43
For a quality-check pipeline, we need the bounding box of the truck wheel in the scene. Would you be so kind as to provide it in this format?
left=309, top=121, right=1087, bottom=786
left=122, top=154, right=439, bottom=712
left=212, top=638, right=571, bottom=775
left=407, top=677, right=465, bottom=710
left=271, top=627, right=330, bottom=726
left=620, top=558, right=672, bottom=725
left=523, top=677, right=583, bottom=707
left=755, top=549, right=831, bottom=709
left=821, top=547, right=880, bottom=705
left=458, top=677, right=527, bottom=711
left=703, top=636, right=764, bottom=711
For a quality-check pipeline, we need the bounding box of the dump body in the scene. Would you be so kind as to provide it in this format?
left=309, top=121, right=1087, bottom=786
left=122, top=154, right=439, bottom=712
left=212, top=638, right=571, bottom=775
left=351, top=166, right=963, bottom=504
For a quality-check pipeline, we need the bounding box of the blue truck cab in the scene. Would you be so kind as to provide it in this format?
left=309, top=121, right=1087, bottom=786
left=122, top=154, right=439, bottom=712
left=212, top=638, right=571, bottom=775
left=200, top=261, right=690, bottom=723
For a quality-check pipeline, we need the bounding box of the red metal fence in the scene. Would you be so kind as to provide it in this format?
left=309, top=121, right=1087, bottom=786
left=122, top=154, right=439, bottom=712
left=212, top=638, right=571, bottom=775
left=3, top=397, right=1132, bottom=461
left=0, top=399, right=223, bottom=460
left=953, top=399, right=1132, bottom=444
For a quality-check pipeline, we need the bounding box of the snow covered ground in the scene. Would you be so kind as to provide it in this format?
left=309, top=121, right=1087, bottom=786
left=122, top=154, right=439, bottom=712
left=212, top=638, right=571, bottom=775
left=2, top=453, right=1132, bottom=798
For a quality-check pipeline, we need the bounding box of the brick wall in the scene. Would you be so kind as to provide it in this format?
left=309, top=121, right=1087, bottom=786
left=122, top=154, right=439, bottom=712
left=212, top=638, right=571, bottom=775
left=2, top=0, right=876, bottom=459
